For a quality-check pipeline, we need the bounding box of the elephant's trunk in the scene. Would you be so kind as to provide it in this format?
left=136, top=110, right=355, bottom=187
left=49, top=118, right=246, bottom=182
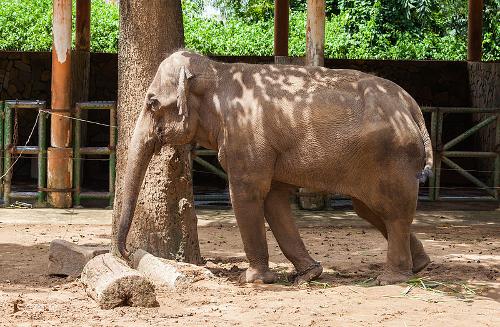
left=116, top=110, right=157, bottom=259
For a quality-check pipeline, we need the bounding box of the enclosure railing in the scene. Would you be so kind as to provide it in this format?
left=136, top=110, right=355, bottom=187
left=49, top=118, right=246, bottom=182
left=73, top=101, right=117, bottom=208
left=0, top=101, right=498, bottom=207
left=423, top=106, right=500, bottom=201
left=2, top=100, right=48, bottom=206
left=192, top=148, right=227, bottom=181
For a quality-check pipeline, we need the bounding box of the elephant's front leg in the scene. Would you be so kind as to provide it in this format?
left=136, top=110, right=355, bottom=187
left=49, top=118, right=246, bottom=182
left=230, top=179, right=277, bottom=284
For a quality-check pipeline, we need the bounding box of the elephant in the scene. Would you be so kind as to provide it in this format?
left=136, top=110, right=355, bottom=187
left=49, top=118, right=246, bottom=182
left=116, top=50, right=433, bottom=286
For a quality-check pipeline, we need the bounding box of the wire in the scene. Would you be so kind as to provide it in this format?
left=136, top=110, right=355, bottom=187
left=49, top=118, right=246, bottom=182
left=5, top=154, right=113, bottom=161
left=39, top=109, right=117, bottom=128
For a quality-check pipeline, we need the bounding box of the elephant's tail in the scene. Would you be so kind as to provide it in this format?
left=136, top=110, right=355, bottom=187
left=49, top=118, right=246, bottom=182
left=410, top=101, right=433, bottom=183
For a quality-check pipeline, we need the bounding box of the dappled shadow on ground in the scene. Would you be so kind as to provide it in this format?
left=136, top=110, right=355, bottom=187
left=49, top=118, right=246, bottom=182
left=1, top=210, right=498, bottom=303
left=0, top=243, right=78, bottom=291
left=203, top=256, right=499, bottom=301
left=197, top=208, right=500, bottom=228
left=199, top=221, right=499, bottom=301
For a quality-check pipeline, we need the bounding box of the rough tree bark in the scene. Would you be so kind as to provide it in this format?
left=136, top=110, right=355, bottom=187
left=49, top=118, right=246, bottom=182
left=111, top=0, right=201, bottom=263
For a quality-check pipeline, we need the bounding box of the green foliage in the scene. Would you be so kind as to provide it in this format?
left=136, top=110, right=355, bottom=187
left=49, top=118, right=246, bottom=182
left=0, top=0, right=118, bottom=52
left=0, top=0, right=497, bottom=61
left=0, top=0, right=53, bottom=51
left=89, top=0, right=119, bottom=53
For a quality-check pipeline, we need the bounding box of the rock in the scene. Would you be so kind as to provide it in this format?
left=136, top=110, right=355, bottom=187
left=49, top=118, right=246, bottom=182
left=3, top=71, right=10, bottom=89
left=14, top=60, right=31, bottom=72
left=48, top=239, right=109, bottom=277
left=131, top=249, right=213, bottom=288
left=40, top=70, right=50, bottom=82
left=81, top=253, right=158, bottom=309
left=7, top=84, right=17, bottom=97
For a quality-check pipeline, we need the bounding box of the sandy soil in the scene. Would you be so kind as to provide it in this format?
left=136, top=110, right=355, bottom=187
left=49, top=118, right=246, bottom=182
left=0, top=208, right=499, bottom=326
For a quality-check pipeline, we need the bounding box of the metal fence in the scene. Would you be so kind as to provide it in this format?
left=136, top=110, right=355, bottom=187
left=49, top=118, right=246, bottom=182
left=73, top=101, right=117, bottom=208
left=422, top=106, right=500, bottom=201
left=2, top=100, right=48, bottom=206
left=0, top=101, right=498, bottom=207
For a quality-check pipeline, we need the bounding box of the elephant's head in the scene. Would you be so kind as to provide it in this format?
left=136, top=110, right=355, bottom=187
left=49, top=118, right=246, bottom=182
left=116, top=53, right=200, bottom=259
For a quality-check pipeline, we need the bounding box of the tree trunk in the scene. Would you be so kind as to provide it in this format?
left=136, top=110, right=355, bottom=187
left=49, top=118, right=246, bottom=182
left=111, top=0, right=201, bottom=264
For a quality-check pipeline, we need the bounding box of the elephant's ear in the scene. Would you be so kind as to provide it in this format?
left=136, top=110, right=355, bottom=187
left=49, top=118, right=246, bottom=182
left=177, top=66, right=193, bottom=117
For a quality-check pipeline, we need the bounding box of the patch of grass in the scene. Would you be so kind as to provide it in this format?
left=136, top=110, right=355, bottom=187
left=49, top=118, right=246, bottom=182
left=356, top=277, right=377, bottom=287
left=308, top=281, right=333, bottom=288
left=403, top=277, right=477, bottom=301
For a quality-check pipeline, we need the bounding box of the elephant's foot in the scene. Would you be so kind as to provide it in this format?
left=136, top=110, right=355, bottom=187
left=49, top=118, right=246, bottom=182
left=376, top=270, right=412, bottom=286
left=412, top=252, right=431, bottom=273
left=410, top=234, right=431, bottom=273
left=238, top=267, right=277, bottom=284
left=288, top=262, right=323, bottom=285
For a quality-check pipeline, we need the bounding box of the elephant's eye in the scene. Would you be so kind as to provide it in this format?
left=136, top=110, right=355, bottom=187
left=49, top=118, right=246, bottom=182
left=146, top=94, right=159, bottom=109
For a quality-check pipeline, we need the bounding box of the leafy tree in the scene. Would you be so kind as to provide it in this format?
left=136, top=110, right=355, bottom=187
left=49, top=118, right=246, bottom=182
left=0, top=0, right=497, bottom=60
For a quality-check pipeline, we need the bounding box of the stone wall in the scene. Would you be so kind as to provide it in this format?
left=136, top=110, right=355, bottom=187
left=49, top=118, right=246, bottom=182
left=0, top=51, right=476, bottom=108
left=0, top=52, right=51, bottom=101
left=0, top=51, right=117, bottom=103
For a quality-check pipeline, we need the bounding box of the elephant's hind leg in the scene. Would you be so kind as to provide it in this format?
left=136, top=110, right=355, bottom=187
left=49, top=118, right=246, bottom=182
left=352, top=179, right=419, bottom=285
left=264, top=182, right=323, bottom=284
left=352, top=198, right=430, bottom=273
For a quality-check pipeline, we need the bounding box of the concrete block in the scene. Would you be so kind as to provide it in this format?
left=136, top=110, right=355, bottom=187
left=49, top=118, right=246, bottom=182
left=48, top=239, right=109, bottom=277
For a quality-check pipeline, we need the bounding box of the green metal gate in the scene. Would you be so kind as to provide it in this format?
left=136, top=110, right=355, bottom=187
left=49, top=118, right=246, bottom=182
left=73, top=101, right=117, bottom=207
left=423, top=107, right=499, bottom=201
left=2, top=100, right=48, bottom=206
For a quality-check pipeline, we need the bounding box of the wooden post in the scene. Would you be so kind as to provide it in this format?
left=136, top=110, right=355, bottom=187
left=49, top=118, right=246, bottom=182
left=306, top=0, right=325, bottom=67
left=49, top=0, right=73, bottom=208
left=72, top=0, right=91, bottom=207
left=73, top=0, right=91, bottom=105
left=274, top=0, right=289, bottom=64
left=467, top=0, right=483, bottom=61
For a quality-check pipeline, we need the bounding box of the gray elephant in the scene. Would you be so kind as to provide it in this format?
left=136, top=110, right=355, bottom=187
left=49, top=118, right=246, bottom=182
left=116, top=50, right=433, bottom=285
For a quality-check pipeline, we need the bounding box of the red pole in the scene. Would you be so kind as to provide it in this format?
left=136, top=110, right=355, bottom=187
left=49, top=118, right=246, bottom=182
left=49, top=0, right=73, bottom=208
left=467, top=0, right=483, bottom=61
left=306, top=0, right=325, bottom=67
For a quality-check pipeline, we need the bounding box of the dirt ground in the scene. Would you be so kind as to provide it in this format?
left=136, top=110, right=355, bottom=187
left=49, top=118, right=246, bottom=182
left=0, top=207, right=499, bottom=326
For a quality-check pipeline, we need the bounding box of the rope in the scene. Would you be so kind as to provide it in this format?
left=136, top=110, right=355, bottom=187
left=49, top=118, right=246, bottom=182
left=39, top=109, right=117, bottom=128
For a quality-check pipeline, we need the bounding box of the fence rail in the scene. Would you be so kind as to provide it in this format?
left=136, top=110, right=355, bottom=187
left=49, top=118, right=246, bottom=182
left=2, top=100, right=47, bottom=206
left=73, top=101, right=117, bottom=208
left=0, top=100, right=498, bottom=207
left=422, top=106, right=500, bottom=201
